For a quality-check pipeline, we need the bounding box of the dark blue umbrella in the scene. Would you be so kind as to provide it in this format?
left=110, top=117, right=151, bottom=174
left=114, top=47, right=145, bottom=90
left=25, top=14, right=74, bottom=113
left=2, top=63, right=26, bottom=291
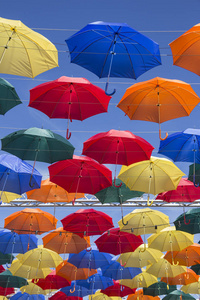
left=61, top=282, right=94, bottom=297
left=158, top=128, right=200, bottom=184
left=68, top=249, right=113, bottom=269
left=76, top=271, right=114, bottom=291
left=0, top=154, right=42, bottom=195
left=101, top=261, right=141, bottom=280
left=66, top=21, right=161, bottom=95
left=0, top=230, right=38, bottom=254
left=10, top=292, right=45, bottom=300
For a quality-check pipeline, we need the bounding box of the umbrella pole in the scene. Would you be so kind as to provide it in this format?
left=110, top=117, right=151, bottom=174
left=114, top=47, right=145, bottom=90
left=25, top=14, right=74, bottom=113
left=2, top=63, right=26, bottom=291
left=105, top=35, right=117, bottom=96
left=147, top=163, right=153, bottom=206
left=29, top=138, right=41, bottom=187
left=0, top=29, right=15, bottom=65
left=66, top=89, right=72, bottom=140
left=72, top=163, right=84, bottom=205
left=157, top=87, right=168, bottom=140
left=113, top=140, right=122, bottom=188
left=0, top=170, right=10, bottom=202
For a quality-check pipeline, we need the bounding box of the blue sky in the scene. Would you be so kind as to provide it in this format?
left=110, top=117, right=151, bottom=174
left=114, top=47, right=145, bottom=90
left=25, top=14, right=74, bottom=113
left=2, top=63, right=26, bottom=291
left=1, top=0, right=200, bottom=244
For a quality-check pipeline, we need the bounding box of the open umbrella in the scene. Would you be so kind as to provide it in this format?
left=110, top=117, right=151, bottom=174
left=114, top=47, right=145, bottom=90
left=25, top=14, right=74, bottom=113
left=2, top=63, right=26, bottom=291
left=0, top=78, right=21, bottom=115
left=127, top=289, right=160, bottom=300
left=61, top=283, right=93, bottom=297
left=0, top=286, right=14, bottom=296
left=174, top=208, right=200, bottom=234
left=29, top=76, right=112, bottom=139
left=0, top=17, right=58, bottom=78
left=101, top=280, right=136, bottom=297
left=101, top=261, right=141, bottom=280
left=163, top=291, right=195, bottom=300
left=10, top=292, right=45, bottom=300
left=181, top=281, right=200, bottom=294
left=161, top=269, right=199, bottom=285
left=0, top=270, right=27, bottom=288
left=66, top=21, right=161, bottom=95
left=49, top=291, right=82, bottom=300
left=120, top=271, right=158, bottom=289
left=0, top=252, right=14, bottom=265
left=143, top=278, right=176, bottom=296
left=33, top=270, right=70, bottom=290
left=117, top=77, right=200, bottom=140
left=76, top=272, right=114, bottom=292
left=188, top=163, right=200, bottom=186
left=0, top=191, right=22, bottom=203
left=89, top=291, right=121, bottom=300
left=20, top=281, right=51, bottom=295
left=146, top=258, right=187, bottom=278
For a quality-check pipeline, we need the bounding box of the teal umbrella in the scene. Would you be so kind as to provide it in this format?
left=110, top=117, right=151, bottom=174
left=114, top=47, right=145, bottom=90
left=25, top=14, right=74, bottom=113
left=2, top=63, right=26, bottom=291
left=190, top=264, right=200, bottom=275
left=0, top=251, right=14, bottom=265
left=0, top=270, right=27, bottom=288
left=188, top=163, right=200, bottom=186
left=143, top=278, right=176, bottom=296
left=174, top=207, right=200, bottom=234
left=162, top=290, right=195, bottom=300
left=0, top=78, right=21, bottom=115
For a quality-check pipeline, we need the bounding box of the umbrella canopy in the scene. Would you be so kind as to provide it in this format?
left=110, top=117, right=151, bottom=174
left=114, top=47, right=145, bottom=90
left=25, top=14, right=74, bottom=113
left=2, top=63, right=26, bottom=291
left=0, top=230, right=37, bottom=254
left=174, top=208, right=200, bottom=234
left=66, top=21, right=161, bottom=94
left=89, top=291, right=121, bottom=300
left=156, top=178, right=200, bottom=202
left=49, top=291, right=82, bottom=300
left=146, top=258, right=187, bottom=278
left=26, top=179, right=84, bottom=203
left=121, top=271, right=158, bottom=289
left=118, top=156, right=184, bottom=205
left=4, top=208, right=57, bottom=235
left=10, top=292, right=45, bottom=300
left=164, top=243, right=200, bottom=266
left=20, top=282, right=51, bottom=295
left=143, top=278, right=176, bottom=296
left=94, top=227, right=143, bottom=255
left=161, top=269, right=199, bottom=285
left=0, top=252, right=14, bottom=265
left=0, top=286, right=14, bottom=296
left=0, top=154, right=42, bottom=195
left=117, top=77, right=200, bottom=140
left=127, top=289, right=160, bottom=300
left=181, top=281, right=200, bottom=294
left=76, top=272, right=114, bottom=291
left=61, top=283, right=93, bottom=297
left=101, top=261, right=141, bottom=280
left=61, top=209, right=114, bottom=237
left=0, top=78, right=21, bottom=115
left=0, top=191, right=22, bottom=203
left=163, top=291, right=195, bottom=300
left=0, top=17, right=58, bottom=78
left=0, top=270, right=27, bottom=288
left=33, top=270, right=70, bottom=290
left=101, top=280, right=136, bottom=297
left=169, top=23, right=200, bottom=76
left=42, top=227, right=90, bottom=254
left=188, top=163, right=200, bottom=186
left=191, top=264, right=200, bottom=275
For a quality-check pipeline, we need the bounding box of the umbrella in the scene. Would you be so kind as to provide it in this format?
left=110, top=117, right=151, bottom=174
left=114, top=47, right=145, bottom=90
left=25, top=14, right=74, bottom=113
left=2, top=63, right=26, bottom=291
left=0, top=252, right=14, bottom=265
left=49, top=155, right=112, bottom=204
left=61, top=209, right=114, bottom=237
left=49, top=291, right=82, bottom=300
left=89, top=291, right=121, bottom=300
left=4, top=208, right=57, bottom=235
left=76, top=272, right=114, bottom=291
left=161, top=269, right=199, bottom=285
left=29, top=76, right=111, bottom=139
left=156, top=178, right=200, bottom=202
left=101, top=261, right=141, bottom=280
left=0, top=270, right=27, bottom=288
left=20, top=282, right=51, bottom=295
left=191, top=264, right=200, bottom=275
left=0, top=191, right=22, bottom=203
left=118, top=156, right=184, bottom=206
left=117, top=245, right=163, bottom=268
left=0, top=154, right=42, bottom=195
left=188, top=163, right=200, bottom=186
left=127, top=289, right=160, bottom=300
left=101, top=280, right=136, bottom=297
left=169, top=23, right=200, bottom=76
left=0, top=230, right=37, bottom=254
left=146, top=258, right=187, bottom=278
left=26, top=178, right=84, bottom=203
left=120, top=271, right=158, bottom=289
left=174, top=208, right=200, bottom=234
left=56, top=260, right=97, bottom=282
left=68, top=249, right=113, bottom=269
left=66, top=21, right=161, bottom=95
left=163, top=291, right=195, bottom=300
left=0, top=17, right=58, bottom=78
left=94, top=227, right=143, bottom=255
left=0, top=286, right=14, bottom=296
left=0, top=78, right=21, bottom=115
left=10, top=292, right=45, bottom=300
left=117, top=77, right=200, bottom=140
left=42, top=227, right=90, bottom=254
left=33, top=270, right=70, bottom=290
left=143, top=278, right=176, bottom=296
left=61, top=283, right=93, bottom=297
left=181, top=281, right=200, bottom=294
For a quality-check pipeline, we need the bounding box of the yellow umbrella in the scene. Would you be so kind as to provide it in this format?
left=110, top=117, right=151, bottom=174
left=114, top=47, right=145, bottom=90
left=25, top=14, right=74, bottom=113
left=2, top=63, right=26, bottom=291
left=20, top=281, right=52, bottom=295
left=121, top=271, right=158, bottom=289
left=118, top=156, right=184, bottom=205
left=181, top=281, right=200, bottom=294
left=0, top=17, right=58, bottom=78
left=117, top=245, right=163, bottom=268
left=0, top=297, right=8, bottom=300
left=0, top=191, right=22, bottom=203
left=146, top=258, right=187, bottom=278
left=89, top=291, right=122, bottom=300
left=16, top=245, right=63, bottom=269
left=9, top=259, right=52, bottom=279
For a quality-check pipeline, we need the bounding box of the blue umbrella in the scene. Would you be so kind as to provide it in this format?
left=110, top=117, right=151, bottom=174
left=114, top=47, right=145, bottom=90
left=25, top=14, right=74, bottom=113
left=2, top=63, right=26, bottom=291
left=158, top=128, right=200, bottom=184
left=0, top=154, right=42, bottom=195
left=0, top=230, right=38, bottom=254
left=61, top=282, right=94, bottom=297
left=10, top=292, right=45, bottom=300
left=66, top=21, right=161, bottom=95
left=76, top=271, right=114, bottom=291
left=68, top=249, right=113, bottom=269
left=101, top=261, right=141, bottom=280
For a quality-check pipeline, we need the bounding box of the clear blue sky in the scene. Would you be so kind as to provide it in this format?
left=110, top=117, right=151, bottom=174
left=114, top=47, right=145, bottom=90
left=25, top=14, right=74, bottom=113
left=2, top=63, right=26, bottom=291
left=1, top=0, right=200, bottom=245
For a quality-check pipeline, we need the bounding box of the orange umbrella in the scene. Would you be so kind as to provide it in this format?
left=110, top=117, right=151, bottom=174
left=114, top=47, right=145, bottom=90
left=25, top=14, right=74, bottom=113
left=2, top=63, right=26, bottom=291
left=4, top=208, right=57, bottom=234
left=169, top=24, right=200, bottom=76
left=26, top=178, right=84, bottom=203
left=117, top=77, right=200, bottom=140
left=164, top=243, right=200, bottom=267
left=56, top=260, right=97, bottom=282
left=42, top=227, right=90, bottom=254
left=161, top=269, right=199, bottom=285
left=127, top=289, right=160, bottom=300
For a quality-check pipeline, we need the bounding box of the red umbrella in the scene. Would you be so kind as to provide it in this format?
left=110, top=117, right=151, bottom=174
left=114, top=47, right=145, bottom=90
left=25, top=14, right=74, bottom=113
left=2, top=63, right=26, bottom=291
left=0, top=286, right=14, bottom=296
left=95, top=227, right=143, bottom=255
left=48, top=155, right=112, bottom=204
left=49, top=291, right=82, bottom=300
left=61, top=208, right=114, bottom=237
left=101, top=280, right=136, bottom=297
left=156, top=178, right=200, bottom=202
left=29, top=76, right=111, bottom=139
left=32, top=270, right=70, bottom=290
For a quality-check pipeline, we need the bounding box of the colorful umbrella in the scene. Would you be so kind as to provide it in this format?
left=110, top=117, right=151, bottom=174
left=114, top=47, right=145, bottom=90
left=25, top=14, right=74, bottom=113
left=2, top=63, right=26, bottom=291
left=0, top=270, right=27, bottom=288
left=42, top=227, right=90, bottom=254
left=101, top=280, right=136, bottom=297
left=120, top=271, right=158, bottom=288
left=89, top=291, right=121, bottom=300
left=101, top=261, right=141, bottom=280
left=94, top=227, right=143, bottom=255
left=61, top=209, right=114, bottom=237
left=76, top=272, right=114, bottom=291
left=143, top=278, right=176, bottom=296
left=146, top=258, right=187, bottom=278
left=0, top=78, right=21, bottom=115
left=10, top=292, right=45, bottom=300
left=4, top=208, right=57, bottom=235
left=188, top=163, right=200, bottom=186
left=0, top=17, right=58, bottom=78
left=61, top=283, right=92, bottom=297
left=117, top=77, right=200, bottom=140
left=0, top=252, right=14, bottom=265
left=163, top=291, right=195, bottom=300
left=118, top=156, right=184, bottom=206
left=0, top=191, right=22, bottom=203
left=174, top=208, right=200, bottom=234
left=127, top=289, right=160, bottom=300
left=161, top=269, right=199, bottom=285
left=181, top=281, right=200, bottom=294
left=33, top=270, right=70, bottom=290
left=0, top=286, right=14, bottom=296
left=20, top=281, right=51, bottom=295
left=169, top=23, right=200, bottom=76
left=29, top=76, right=111, bottom=139
left=66, top=21, right=161, bottom=95
left=49, top=291, right=82, bottom=300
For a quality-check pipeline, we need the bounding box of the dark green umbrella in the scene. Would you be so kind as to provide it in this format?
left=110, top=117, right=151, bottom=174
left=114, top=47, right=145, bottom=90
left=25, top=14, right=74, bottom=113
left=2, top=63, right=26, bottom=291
left=95, top=178, right=144, bottom=224
left=143, top=278, right=176, bottom=296
left=188, top=163, right=200, bottom=186
left=162, top=290, right=195, bottom=300
left=0, top=252, right=14, bottom=265
left=0, top=270, right=27, bottom=288
left=0, top=78, right=21, bottom=115
left=190, top=264, right=200, bottom=275
left=174, top=207, right=200, bottom=234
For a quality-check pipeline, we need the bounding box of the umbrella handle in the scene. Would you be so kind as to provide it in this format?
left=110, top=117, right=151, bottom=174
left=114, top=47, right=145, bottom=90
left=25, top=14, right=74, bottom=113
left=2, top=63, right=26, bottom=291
left=113, top=177, right=122, bottom=188
left=159, top=128, right=168, bottom=140
left=66, top=128, right=72, bottom=140
left=172, top=259, right=179, bottom=266
left=140, top=244, right=146, bottom=252
left=121, top=216, right=128, bottom=226
left=70, top=283, right=76, bottom=293
left=29, top=175, right=35, bottom=188
left=105, top=82, right=116, bottom=96
left=184, top=214, right=191, bottom=225
left=147, top=197, right=154, bottom=206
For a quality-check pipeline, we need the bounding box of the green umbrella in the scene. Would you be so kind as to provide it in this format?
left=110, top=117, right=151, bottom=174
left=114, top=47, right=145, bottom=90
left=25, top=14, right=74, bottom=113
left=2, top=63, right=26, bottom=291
left=188, top=163, right=200, bottom=186
left=143, top=278, right=176, bottom=296
left=162, top=290, right=195, bottom=300
left=0, top=252, right=14, bottom=265
left=190, top=264, right=200, bottom=275
left=174, top=207, right=200, bottom=234
left=0, top=78, right=21, bottom=115
left=0, top=270, right=27, bottom=288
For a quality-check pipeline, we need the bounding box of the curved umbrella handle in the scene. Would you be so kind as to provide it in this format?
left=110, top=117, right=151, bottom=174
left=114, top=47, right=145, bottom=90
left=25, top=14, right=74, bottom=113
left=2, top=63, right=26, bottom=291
left=159, top=128, right=168, bottom=140
left=113, top=177, right=122, bottom=188
left=172, top=259, right=179, bottom=266
left=105, top=82, right=116, bottom=96
left=121, top=216, right=128, bottom=226
left=66, top=128, right=72, bottom=140
left=29, top=175, right=35, bottom=188
left=147, top=197, right=154, bottom=206
left=140, top=244, right=147, bottom=252
left=184, top=214, right=191, bottom=225
left=70, top=283, right=76, bottom=293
